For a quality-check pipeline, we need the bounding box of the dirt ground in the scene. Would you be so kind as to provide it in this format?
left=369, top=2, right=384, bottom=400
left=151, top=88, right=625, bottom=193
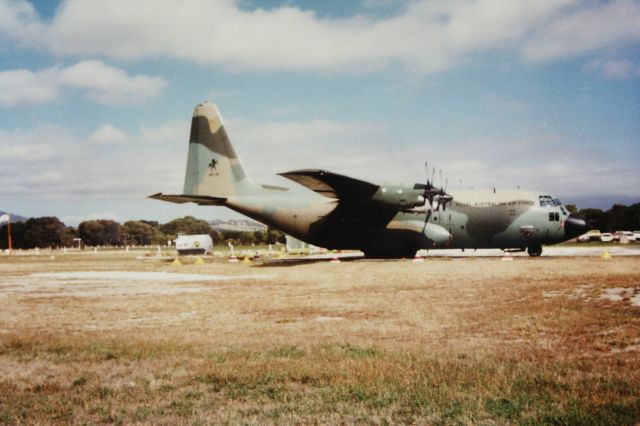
left=1, top=251, right=639, bottom=424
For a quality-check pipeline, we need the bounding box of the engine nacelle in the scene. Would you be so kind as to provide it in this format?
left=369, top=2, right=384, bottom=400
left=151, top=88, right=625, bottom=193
left=386, top=219, right=451, bottom=247
left=423, top=222, right=451, bottom=246
left=371, top=186, right=424, bottom=208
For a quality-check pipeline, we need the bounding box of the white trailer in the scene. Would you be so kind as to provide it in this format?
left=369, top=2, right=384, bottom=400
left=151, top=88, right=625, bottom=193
left=175, top=234, right=213, bottom=255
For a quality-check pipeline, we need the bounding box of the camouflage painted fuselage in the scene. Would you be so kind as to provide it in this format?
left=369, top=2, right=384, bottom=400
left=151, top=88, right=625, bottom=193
left=151, top=102, right=586, bottom=258
left=222, top=187, right=568, bottom=253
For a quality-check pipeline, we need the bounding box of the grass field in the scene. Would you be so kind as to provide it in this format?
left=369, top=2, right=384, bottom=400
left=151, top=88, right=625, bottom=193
left=1, top=251, right=639, bottom=424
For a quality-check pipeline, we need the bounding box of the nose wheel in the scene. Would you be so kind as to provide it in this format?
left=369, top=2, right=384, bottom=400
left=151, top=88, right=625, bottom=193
left=527, top=244, right=542, bottom=257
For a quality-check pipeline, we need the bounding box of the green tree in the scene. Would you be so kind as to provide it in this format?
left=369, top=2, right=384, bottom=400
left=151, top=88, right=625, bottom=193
left=101, top=220, right=123, bottom=245
left=624, top=203, right=640, bottom=230
left=609, top=204, right=636, bottom=231
left=253, top=230, right=265, bottom=244
left=578, top=208, right=610, bottom=232
left=22, top=217, right=67, bottom=248
left=141, top=220, right=160, bottom=229
left=150, top=230, right=169, bottom=245
left=160, top=216, right=211, bottom=239
left=265, top=228, right=285, bottom=244
left=0, top=221, right=26, bottom=249
left=209, top=229, right=224, bottom=243
left=78, top=220, right=124, bottom=246
left=78, top=220, right=104, bottom=246
left=62, top=227, right=78, bottom=247
left=123, top=221, right=156, bottom=245
left=239, top=231, right=256, bottom=245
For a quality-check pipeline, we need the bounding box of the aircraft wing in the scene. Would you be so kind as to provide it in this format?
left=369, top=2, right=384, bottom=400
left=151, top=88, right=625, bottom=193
left=279, top=169, right=410, bottom=231
left=279, top=169, right=425, bottom=210
left=278, top=169, right=379, bottom=201
left=148, top=193, right=227, bottom=205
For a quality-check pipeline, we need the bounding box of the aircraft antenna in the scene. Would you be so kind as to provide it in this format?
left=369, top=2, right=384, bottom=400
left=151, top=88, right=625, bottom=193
left=424, top=162, right=430, bottom=187
left=442, top=177, right=449, bottom=210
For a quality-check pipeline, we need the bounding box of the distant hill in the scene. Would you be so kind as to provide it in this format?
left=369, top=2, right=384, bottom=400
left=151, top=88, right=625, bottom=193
left=0, top=211, right=28, bottom=223
left=209, top=218, right=267, bottom=232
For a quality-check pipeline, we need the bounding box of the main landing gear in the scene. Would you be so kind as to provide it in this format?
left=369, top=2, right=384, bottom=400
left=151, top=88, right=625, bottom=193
left=527, top=244, right=543, bottom=257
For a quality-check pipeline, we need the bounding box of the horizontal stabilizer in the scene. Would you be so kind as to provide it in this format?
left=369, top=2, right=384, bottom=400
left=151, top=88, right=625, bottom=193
left=278, top=169, right=379, bottom=201
left=148, top=193, right=227, bottom=205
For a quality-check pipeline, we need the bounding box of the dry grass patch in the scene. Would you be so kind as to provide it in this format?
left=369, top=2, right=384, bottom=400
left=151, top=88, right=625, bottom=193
left=1, top=253, right=639, bottom=423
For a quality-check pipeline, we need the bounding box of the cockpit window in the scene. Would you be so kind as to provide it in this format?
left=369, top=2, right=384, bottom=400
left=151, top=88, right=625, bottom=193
left=538, top=195, right=553, bottom=207
left=538, top=195, right=563, bottom=208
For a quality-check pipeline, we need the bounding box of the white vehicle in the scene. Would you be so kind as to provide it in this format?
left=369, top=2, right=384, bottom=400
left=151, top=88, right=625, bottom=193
left=577, top=230, right=602, bottom=242
left=620, top=231, right=635, bottom=243
left=600, top=233, right=613, bottom=242
left=634, top=231, right=640, bottom=241
left=175, top=234, right=213, bottom=255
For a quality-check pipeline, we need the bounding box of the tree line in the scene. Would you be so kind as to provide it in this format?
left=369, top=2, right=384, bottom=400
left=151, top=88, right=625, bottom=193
left=565, top=203, right=640, bottom=234
left=0, top=216, right=285, bottom=249
left=2, top=203, right=639, bottom=250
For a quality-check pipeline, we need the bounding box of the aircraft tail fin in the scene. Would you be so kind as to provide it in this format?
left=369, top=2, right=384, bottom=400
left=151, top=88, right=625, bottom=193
left=182, top=102, right=251, bottom=197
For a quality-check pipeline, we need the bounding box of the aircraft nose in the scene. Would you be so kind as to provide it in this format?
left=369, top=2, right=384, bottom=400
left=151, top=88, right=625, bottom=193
left=564, top=214, right=587, bottom=240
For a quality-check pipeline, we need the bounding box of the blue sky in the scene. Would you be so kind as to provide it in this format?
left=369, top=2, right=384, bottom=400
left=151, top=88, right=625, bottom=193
left=1, top=0, right=639, bottom=225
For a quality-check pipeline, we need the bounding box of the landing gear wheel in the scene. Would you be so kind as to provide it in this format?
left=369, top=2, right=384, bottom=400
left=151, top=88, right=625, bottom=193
left=527, top=244, right=542, bottom=257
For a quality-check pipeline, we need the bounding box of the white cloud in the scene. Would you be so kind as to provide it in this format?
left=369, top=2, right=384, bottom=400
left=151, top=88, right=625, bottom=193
left=0, top=125, right=75, bottom=161
left=223, top=114, right=640, bottom=198
left=0, top=60, right=165, bottom=106
left=3, top=0, right=638, bottom=74
left=58, top=60, right=166, bottom=104
left=0, top=0, right=43, bottom=43
left=0, top=112, right=638, bottom=206
left=0, top=67, right=59, bottom=106
left=523, top=0, right=640, bottom=62
left=88, top=124, right=129, bottom=144
left=0, top=121, right=187, bottom=200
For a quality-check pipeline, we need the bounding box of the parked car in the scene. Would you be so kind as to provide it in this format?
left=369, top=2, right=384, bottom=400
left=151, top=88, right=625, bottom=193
left=600, top=233, right=614, bottom=242
left=634, top=231, right=640, bottom=241
left=620, top=231, right=635, bottom=243
left=577, top=230, right=602, bottom=242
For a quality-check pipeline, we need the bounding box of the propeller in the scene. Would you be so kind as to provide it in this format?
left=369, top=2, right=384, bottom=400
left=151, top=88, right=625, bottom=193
left=421, top=162, right=434, bottom=233
left=411, top=161, right=455, bottom=232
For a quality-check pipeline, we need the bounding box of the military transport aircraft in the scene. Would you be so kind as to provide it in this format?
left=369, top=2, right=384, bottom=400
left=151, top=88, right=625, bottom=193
left=150, top=102, right=587, bottom=258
